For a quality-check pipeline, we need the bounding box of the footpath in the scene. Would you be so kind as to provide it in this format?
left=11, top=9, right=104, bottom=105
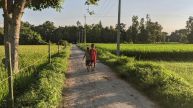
left=58, top=45, right=157, bottom=108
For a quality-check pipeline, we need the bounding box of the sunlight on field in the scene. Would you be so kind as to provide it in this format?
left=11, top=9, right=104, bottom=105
left=95, top=44, right=193, bottom=85
left=96, top=44, right=193, bottom=52
left=0, top=45, right=58, bottom=68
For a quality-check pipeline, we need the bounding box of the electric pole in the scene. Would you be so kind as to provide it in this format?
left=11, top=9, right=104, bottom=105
left=116, top=0, right=121, bottom=56
left=77, top=32, right=79, bottom=43
left=82, top=29, right=84, bottom=43
left=79, top=31, right=81, bottom=43
left=84, top=15, right=87, bottom=45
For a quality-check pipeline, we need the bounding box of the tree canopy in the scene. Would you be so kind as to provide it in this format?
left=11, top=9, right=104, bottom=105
left=0, top=0, right=98, bottom=10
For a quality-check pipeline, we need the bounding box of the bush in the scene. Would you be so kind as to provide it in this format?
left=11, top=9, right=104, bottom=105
left=20, top=28, right=46, bottom=45
left=126, top=62, right=193, bottom=108
left=60, top=40, right=69, bottom=48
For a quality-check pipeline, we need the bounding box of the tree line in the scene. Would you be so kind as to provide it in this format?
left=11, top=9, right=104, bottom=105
left=169, top=16, right=193, bottom=43
left=1, top=15, right=193, bottom=45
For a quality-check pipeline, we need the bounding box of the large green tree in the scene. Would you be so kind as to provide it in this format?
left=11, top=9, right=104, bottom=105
left=33, top=21, right=56, bottom=42
left=170, top=29, right=188, bottom=43
left=0, top=0, right=97, bottom=73
left=20, top=22, right=45, bottom=45
left=130, top=16, right=139, bottom=43
left=138, top=18, right=147, bottom=43
left=186, top=16, right=193, bottom=43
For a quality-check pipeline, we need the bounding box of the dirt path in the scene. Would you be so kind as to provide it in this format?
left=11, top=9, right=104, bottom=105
left=59, top=45, right=157, bottom=108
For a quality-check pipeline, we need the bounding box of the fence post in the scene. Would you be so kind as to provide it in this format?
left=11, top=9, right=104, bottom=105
left=58, top=42, right=60, bottom=54
left=48, top=41, right=51, bottom=64
left=6, top=42, right=14, bottom=108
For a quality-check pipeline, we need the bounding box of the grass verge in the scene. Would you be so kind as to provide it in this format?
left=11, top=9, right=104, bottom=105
left=15, top=46, right=70, bottom=108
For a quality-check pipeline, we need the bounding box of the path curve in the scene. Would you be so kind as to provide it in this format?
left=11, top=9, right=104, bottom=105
left=59, top=45, right=157, bottom=108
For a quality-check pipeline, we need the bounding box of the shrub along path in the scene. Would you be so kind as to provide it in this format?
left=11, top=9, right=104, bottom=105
left=59, top=45, right=157, bottom=108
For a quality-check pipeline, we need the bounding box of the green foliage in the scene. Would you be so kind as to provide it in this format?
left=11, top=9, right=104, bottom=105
left=28, top=0, right=98, bottom=11
left=170, top=29, right=188, bottom=43
left=32, top=21, right=56, bottom=42
left=20, top=25, right=46, bottom=45
left=126, top=15, right=165, bottom=43
left=0, top=0, right=64, bottom=10
left=15, top=46, right=70, bottom=107
left=130, top=16, right=139, bottom=43
left=1, top=22, right=47, bottom=45
left=25, top=0, right=64, bottom=11
left=186, top=16, right=193, bottom=43
left=126, top=62, right=193, bottom=108
left=157, top=61, right=193, bottom=85
left=60, top=40, right=69, bottom=48
left=85, top=0, right=100, bottom=5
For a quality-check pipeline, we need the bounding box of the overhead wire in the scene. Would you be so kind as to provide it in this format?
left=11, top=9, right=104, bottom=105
left=87, top=0, right=116, bottom=24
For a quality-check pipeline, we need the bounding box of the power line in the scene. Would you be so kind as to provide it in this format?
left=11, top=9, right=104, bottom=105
left=95, top=0, right=111, bottom=15
left=88, top=0, right=116, bottom=24
left=100, top=0, right=117, bottom=19
left=89, top=0, right=111, bottom=21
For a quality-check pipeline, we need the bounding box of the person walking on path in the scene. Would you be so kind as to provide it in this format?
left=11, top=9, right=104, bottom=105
left=83, top=47, right=91, bottom=71
left=90, top=44, right=97, bottom=71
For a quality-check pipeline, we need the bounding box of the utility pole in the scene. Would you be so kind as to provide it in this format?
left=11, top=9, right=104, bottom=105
left=82, top=29, right=84, bottom=43
left=84, top=15, right=87, bottom=45
left=78, top=31, right=81, bottom=43
left=116, top=0, right=121, bottom=56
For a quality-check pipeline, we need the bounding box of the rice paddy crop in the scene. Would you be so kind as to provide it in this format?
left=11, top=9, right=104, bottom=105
left=0, top=45, right=59, bottom=105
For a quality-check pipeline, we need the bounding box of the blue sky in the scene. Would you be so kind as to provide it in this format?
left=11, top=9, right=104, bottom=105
left=1, top=0, right=193, bottom=33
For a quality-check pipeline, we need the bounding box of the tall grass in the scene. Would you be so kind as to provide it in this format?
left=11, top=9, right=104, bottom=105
left=0, top=45, right=58, bottom=106
left=0, top=45, right=7, bottom=105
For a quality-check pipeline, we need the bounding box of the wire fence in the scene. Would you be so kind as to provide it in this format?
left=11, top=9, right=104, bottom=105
left=0, top=54, right=48, bottom=84
left=0, top=43, right=62, bottom=107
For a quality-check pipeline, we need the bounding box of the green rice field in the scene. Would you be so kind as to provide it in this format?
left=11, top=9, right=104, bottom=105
left=94, top=44, right=193, bottom=85
left=0, top=45, right=59, bottom=105
left=96, top=44, right=193, bottom=61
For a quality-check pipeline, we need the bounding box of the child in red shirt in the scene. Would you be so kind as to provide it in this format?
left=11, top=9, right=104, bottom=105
left=90, top=44, right=97, bottom=71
